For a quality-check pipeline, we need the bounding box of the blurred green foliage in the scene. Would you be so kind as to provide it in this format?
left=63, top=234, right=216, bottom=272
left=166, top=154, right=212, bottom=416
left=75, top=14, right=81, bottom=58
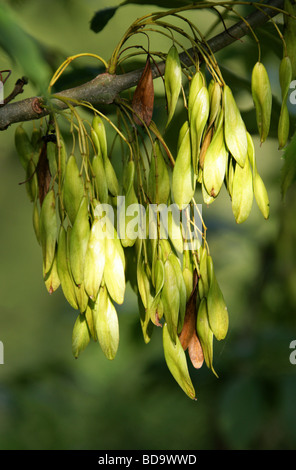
left=0, top=0, right=295, bottom=450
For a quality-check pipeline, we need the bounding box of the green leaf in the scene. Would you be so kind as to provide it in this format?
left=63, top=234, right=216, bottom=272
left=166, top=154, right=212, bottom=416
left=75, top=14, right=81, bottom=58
left=90, top=1, right=204, bottom=34
left=0, top=4, right=51, bottom=93
left=90, top=7, right=119, bottom=33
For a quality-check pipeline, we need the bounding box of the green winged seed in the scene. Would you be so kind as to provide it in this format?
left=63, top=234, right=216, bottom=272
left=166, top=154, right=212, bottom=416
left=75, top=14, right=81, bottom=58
left=223, top=85, right=248, bottom=168
left=72, top=313, right=91, bottom=359
left=148, top=140, right=170, bottom=205
left=63, top=154, right=85, bottom=225
left=120, top=160, right=139, bottom=247
left=177, top=120, right=189, bottom=151
left=121, top=182, right=139, bottom=247
left=253, top=171, right=270, bottom=219
left=91, top=127, right=101, bottom=156
left=251, top=61, right=272, bottom=143
left=123, top=158, right=135, bottom=194
left=190, top=86, right=210, bottom=173
left=232, top=155, right=253, bottom=224
left=67, top=226, right=88, bottom=313
left=85, top=304, right=96, bottom=341
left=103, top=227, right=125, bottom=305
left=69, top=196, right=90, bottom=287
left=278, top=56, right=292, bottom=150
left=164, top=44, right=182, bottom=127
left=279, top=55, right=292, bottom=100
left=44, top=250, right=60, bottom=294
left=94, top=286, right=119, bottom=360
left=159, top=238, right=173, bottom=262
left=247, top=132, right=269, bottom=219
left=199, top=246, right=209, bottom=298
left=154, top=258, right=165, bottom=295
left=92, top=115, right=107, bottom=159
left=182, top=250, right=194, bottom=301
left=55, top=137, right=67, bottom=184
left=161, top=258, right=180, bottom=342
left=172, top=123, right=195, bottom=209
left=56, top=226, right=79, bottom=310
left=138, top=294, right=154, bottom=345
left=226, top=154, right=235, bottom=198
left=208, top=80, right=222, bottom=128
left=104, top=156, right=119, bottom=197
left=147, top=258, right=165, bottom=326
left=203, top=111, right=227, bottom=198
left=196, top=297, right=217, bottom=377
left=162, top=322, right=196, bottom=400
left=168, top=252, right=187, bottom=334
left=76, top=282, right=89, bottom=314
left=84, top=217, right=106, bottom=301
left=182, top=267, right=193, bottom=302
left=278, top=103, right=290, bottom=150
left=92, top=115, right=118, bottom=195
left=39, top=189, right=58, bottom=276
left=167, top=210, right=183, bottom=255
left=201, top=180, right=215, bottom=205
left=188, top=71, right=204, bottom=121
left=137, top=259, right=150, bottom=309
left=206, top=256, right=229, bottom=341
left=92, top=154, right=108, bottom=204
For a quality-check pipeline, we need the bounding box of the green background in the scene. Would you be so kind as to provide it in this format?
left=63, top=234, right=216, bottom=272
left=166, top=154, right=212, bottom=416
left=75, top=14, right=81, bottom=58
left=0, top=0, right=295, bottom=450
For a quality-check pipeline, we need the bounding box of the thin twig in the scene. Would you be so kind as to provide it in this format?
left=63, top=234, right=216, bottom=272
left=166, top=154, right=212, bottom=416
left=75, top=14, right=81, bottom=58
left=0, top=0, right=284, bottom=130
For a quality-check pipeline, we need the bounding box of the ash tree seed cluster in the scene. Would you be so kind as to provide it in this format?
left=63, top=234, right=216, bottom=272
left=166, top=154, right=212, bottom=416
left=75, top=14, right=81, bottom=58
left=13, top=2, right=296, bottom=399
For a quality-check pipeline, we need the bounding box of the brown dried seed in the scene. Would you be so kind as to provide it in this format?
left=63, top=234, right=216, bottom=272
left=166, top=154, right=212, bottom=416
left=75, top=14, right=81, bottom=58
left=188, top=331, right=204, bottom=369
left=132, top=56, right=154, bottom=127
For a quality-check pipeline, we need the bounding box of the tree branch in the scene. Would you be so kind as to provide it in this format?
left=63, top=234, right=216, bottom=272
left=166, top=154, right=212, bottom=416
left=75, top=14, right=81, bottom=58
left=0, top=0, right=284, bottom=131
